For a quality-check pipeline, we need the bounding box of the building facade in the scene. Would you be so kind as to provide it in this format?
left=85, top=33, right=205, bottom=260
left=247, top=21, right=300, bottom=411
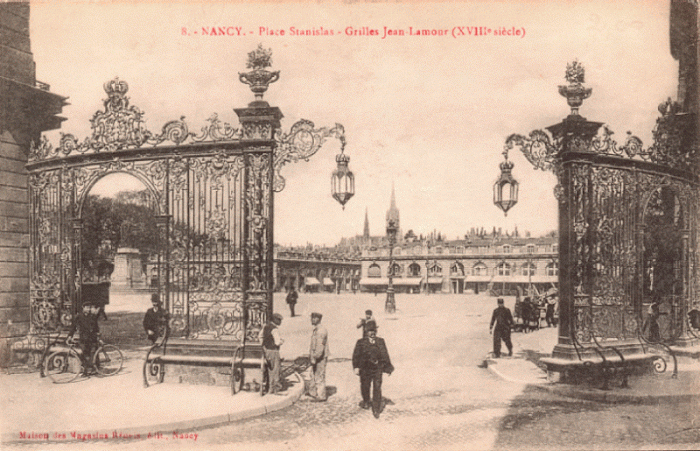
left=142, top=245, right=362, bottom=294
left=360, top=234, right=558, bottom=295
left=357, top=188, right=559, bottom=295
left=273, top=246, right=361, bottom=293
left=0, top=3, right=66, bottom=366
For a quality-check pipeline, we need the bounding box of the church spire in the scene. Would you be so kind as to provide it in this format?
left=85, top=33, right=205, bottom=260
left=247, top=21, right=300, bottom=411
left=363, top=207, right=370, bottom=239
left=386, top=182, right=400, bottom=231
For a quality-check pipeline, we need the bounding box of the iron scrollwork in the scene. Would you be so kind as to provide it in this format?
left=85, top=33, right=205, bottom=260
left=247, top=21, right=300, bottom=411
left=273, top=120, right=346, bottom=192
left=28, top=79, right=244, bottom=163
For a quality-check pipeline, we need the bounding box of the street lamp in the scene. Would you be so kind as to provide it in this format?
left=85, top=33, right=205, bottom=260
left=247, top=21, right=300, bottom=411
left=385, top=219, right=398, bottom=313
left=493, top=147, right=519, bottom=216
left=331, top=137, right=355, bottom=209
left=526, top=250, right=533, bottom=298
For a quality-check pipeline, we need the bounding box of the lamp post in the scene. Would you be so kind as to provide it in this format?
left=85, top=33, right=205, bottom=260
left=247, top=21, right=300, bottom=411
left=528, top=254, right=533, bottom=297
left=385, top=219, right=397, bottom=313
left=425, top=257, right=429, bottom=296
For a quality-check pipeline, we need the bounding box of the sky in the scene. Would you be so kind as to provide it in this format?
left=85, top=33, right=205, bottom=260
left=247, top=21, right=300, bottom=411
left=29, top=0, right=677, bottom=246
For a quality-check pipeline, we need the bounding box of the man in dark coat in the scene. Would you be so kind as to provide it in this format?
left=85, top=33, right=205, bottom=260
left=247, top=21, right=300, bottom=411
left=286, top=287, right=298, bottom=317
left=545, top=295, right=558, bottom=327
left=489, top=298, right=514, bottom=358
left=69, top=302, right=100, bottom=376
left=352, top=322, right=394, bottom=418
left=143, top=293, right=169, bottom=344
left=260, top=313, right=284, bottom=394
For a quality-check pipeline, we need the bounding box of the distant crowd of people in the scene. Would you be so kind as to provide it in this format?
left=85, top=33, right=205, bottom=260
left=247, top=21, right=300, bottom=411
left=513, top=293, right=558, bottom=333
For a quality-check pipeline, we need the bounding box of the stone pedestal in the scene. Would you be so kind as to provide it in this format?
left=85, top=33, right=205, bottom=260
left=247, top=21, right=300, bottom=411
left=112, top=248, right=145, bottom=289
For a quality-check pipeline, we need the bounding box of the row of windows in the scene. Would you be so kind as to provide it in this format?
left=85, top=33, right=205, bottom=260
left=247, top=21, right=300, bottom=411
left=372, top=244, right=557, bottom=256
left=367, top=262, right=559, bottom=277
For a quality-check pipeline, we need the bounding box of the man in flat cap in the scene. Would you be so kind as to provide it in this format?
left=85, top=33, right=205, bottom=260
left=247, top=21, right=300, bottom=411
left=352, top=321, right=394, bottom=418
left=260, top=313, right=284, bottom=394
left=307, top=312, right=329, bottom=401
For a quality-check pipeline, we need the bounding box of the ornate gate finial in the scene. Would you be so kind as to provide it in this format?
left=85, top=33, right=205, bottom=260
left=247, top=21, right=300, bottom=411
left=558, top=60, right=592, bottom=117
left=239, top=44, right=280, bottom=103
left=103, top=77, right=130, bottom=111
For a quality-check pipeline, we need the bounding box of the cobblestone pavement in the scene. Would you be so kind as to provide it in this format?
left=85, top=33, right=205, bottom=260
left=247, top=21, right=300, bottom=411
left=11, top=293, right=700, bottom=450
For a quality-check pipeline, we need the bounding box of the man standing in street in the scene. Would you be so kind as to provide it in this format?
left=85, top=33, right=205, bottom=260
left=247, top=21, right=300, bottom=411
left=260, top=313, right=284, bottom=394
left=352, top=322, right=394, bottom=418
left=143, top=293, right=169, bottom=344
left=307, top=312, right=329, bottom=402
left=490, top=298, right=514, bottom=358
left=286, top=287, right=298, bottom=317
left=357, top=309, right=376, bottom=338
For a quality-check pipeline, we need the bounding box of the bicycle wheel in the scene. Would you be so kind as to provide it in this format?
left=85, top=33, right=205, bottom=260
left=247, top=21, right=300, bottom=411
left=44, top=349, right=82, bottom=384
left=231, top=346, right=244, bottom=395
left=93, top=344, right=123, bottom=376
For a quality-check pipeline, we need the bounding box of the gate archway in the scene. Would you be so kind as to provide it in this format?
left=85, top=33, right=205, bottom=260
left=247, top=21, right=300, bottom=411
left=26, top=47, right=346, bottom=345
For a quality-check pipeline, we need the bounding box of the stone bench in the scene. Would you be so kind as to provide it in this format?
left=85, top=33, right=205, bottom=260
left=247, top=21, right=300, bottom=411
left=143, top=338, right=268, bottom=395
left=541, top=344, right=666, bottom=390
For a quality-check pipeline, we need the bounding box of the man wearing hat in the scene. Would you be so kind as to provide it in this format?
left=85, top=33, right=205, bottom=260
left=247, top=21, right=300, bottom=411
left=489, top=298, right=514, bottom=358
left=260, top=313, right=284, bottom=394
left=143, top=293, right=169, bottom=344
left=307, top=312, right=329, bottom=401
left=352, top=321, right=394, bottom=418
left=357, top=309, right=376, bottom=338
left=68, top=301, right=100, bottom=376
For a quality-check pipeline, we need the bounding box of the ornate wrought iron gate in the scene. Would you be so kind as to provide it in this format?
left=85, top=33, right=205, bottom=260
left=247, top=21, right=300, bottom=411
left=25, top=47, right=345, bottom=345
left=507, top=62, right=699, bottom=358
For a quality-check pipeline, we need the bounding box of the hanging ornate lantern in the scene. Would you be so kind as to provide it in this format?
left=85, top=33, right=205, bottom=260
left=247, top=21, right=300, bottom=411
left=493, top=147, right=519, bottom=216
left=331, top=138, right=355, bottom=209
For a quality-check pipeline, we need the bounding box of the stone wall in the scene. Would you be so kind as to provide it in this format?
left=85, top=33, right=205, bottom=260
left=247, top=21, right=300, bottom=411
left=0, top=3, right=65, bottom=366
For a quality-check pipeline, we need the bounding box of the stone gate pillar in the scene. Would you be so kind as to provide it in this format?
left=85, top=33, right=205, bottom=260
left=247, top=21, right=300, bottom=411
left=0, top=3, right=66, bottom=366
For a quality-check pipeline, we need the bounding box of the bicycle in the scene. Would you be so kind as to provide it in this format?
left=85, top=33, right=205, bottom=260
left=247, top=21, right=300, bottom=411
left=43, top=337, right=124, bottom=384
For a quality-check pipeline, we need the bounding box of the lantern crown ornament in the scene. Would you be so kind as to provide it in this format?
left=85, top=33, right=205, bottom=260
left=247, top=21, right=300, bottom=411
left=493, top=147, right=519, bottom=216
left=331, top=135, right=355, bottom=209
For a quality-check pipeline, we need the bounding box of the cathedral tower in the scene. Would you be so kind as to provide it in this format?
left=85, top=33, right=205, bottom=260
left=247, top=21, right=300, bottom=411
left=385, top=183, right=400, bottom=237
left=363, top=207, right=370, bottom=240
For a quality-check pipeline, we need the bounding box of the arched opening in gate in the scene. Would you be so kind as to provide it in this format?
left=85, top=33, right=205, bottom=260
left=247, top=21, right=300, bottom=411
left=642, top=186, right=686, bottom=342
left=79, top=172, right=160, bottom=316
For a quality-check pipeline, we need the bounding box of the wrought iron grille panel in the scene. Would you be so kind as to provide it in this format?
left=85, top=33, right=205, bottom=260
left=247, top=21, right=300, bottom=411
left=565, top=156, right=699, bottom=342
left=29, top=170, right=75, bottom=333
left=163, top=150, right=269, bottom=340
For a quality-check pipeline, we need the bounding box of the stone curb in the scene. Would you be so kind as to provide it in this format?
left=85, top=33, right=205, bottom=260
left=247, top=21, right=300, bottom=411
left=485, top=357, right=700, bottom=405
left=1, top=372, right=304, bottom=445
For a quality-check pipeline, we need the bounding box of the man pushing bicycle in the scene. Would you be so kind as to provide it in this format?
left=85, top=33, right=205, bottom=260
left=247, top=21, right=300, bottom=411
left=68, top=301, right=100, bottom=376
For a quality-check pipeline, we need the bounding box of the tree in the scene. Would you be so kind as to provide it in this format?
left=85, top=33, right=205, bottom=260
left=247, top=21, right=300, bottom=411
left=80, top=191, right=159, bottom=273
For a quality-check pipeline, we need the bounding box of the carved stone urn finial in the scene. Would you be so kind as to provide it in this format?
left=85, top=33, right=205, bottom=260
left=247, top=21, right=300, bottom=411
left=238, top=44, right=280, bottom=104
left=558, top=60, right=592, bottom=117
